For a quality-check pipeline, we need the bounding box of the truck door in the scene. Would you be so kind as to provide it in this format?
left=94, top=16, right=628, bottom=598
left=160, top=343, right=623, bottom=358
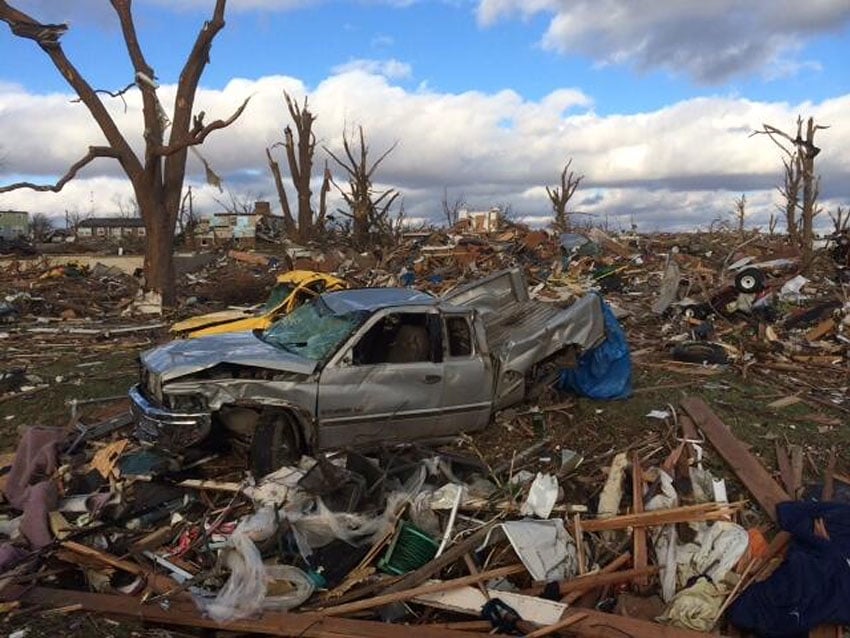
left=441, top=312, right=493, bottom=434
left=317, top=309, right=448, bottom=449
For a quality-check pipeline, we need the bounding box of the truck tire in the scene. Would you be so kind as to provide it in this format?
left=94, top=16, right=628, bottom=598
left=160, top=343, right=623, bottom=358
left=250, top=411, right=302, bottom=477
left=734, top=267, right=765, bottom=293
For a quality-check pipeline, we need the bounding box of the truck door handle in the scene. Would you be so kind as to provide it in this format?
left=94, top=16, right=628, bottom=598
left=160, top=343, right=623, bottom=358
left=423, top=375, right=442, bottom=384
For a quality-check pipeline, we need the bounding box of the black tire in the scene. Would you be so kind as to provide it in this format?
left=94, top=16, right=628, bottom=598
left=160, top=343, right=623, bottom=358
left=672, top=342, right=728, bottom=365
left=734, top=267, right=765, bottom=294
left=250, top=411, right=302, bottom=477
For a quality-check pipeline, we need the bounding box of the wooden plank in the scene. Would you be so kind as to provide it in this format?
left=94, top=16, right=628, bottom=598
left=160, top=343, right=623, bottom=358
left=523, top=566, right=657, bottom=598
left=5, top=587, right=488, bottom=638
left=59, top=540, right=183, bottom=597
left=631, top=452, right=649, bottom=590
left=320, top=563, right=526, bottom=617
left=558, top=608, right=728, bottom=638
left=570, top=501, right=744, bottom=532
left=680, top=397, right=790, bottom=521
left=524, top=612, right=588, bottom=638
left=562, top=552, right=631, bottom=604
left=805, top=318, right=835, bottom=342
left=678, top=414, right=700, bottom=441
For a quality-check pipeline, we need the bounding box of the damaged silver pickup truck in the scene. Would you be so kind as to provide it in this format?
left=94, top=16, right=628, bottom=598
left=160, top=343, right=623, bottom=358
left=130, top=269, right=605, bottom=475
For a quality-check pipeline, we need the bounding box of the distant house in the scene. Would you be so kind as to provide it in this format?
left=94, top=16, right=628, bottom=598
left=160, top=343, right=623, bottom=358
left=457, top=208, right=502, bottom=234
left=192, top=201, right=275, bottom=249
left=0, top=210, right=29, bottom=240
left=76, top=217, right=146, bottom=240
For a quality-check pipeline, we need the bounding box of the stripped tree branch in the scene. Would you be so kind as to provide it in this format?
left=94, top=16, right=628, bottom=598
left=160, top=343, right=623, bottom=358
left=0, top=146, right=119, bottom=193
left=154, top=97, right=250, bottom=157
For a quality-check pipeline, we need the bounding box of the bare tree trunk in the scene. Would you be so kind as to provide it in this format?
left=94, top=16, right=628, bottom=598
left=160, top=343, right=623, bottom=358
left=284, top=93, right=316, bottom=243
left=754, top=116, right=827, bottom=271
left=143, top=208, right=177, bottom=304
left=800, top=117, right=820, bottom=266
left=547, top=159, right=583, bottom=234
left=266, top=146, right=296, bottom=238
left=0, top=0, right=247, bottom=308
left=324, top=126, right=399, bottom=250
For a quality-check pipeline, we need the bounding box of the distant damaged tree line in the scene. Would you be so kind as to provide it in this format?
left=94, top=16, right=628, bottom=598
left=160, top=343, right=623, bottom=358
left=265, top=92, right=404, bottom=250
left=0, top=0, right=404, bottom=309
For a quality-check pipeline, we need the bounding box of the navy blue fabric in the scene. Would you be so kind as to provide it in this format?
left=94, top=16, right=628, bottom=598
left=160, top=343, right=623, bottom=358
left=558, top=296, right=632, bottom=400
left=728, top=501, right=850, bottom=637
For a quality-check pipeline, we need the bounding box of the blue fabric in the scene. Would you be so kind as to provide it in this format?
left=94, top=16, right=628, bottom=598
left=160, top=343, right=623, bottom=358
left=558, top=297, right=631, bottom=400
left=729, top=501, right=850, bottom=637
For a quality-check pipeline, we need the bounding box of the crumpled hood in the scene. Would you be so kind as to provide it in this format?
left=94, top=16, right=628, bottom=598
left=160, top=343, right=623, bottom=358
left=141, top=331, right=317, bottom=381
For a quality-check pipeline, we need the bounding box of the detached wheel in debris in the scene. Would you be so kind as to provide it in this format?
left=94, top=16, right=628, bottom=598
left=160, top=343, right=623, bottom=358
left=250, top=411, right=302, bottom=477
left=734, top=267, right=765, bottom=293
left=672, top=342, right=729, bottom=365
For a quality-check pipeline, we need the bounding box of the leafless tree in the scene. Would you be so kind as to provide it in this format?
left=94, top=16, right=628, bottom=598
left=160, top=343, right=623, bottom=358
left=829, top=206, right=849, bottom=234
left=442, top=187, right=466, bottom=228
left=730, top=193, right=747, bottom=237
left=778, top=152, right=803, bottom=245
left=177, top=185, right=198, bottom=237
left=768, top=212, right=778, bottom=237
left=213, top=189, right=261, bottom=214
left=0, top=1, right=248, bottom=306
left=112, top=194, right=139, bottom=218
left=64, top=206, right=90, bottom=233
left=753, top=116, right=827, bottom=266
left=266, top=92, right=331, bottom=243
left=547, top=158, right=584, bottom=233
left=324, top=126, right=400, bottom=249
left=28, top=211, right=53, bottom=241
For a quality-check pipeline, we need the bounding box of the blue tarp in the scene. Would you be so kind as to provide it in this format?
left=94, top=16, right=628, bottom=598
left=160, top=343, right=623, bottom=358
left=558, top=297, right=631, bottom=400
left=729, top=501, right=850, bottom=637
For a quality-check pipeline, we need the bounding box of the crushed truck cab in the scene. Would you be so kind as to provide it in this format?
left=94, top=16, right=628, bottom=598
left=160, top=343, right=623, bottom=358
left=131, top=268, right=605, bottom=475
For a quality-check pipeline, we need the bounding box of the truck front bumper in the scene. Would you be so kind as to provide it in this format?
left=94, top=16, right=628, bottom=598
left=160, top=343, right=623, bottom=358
left=129, top=384, right=212, bottom=451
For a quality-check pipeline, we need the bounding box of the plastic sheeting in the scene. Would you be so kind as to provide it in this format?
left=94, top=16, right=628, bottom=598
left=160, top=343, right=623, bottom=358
left=559, top=297, right=632, bottom=400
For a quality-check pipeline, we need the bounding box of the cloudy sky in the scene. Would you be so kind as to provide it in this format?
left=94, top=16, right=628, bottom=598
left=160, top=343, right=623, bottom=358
left=1, top=0, right=849, bottom=232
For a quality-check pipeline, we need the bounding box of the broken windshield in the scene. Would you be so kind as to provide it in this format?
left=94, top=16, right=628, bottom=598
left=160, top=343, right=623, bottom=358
left=261, top=298, right=366, bottom=361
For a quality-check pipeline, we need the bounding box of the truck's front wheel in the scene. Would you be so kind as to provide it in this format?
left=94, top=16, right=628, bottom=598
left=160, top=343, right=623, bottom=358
left=250, top=411, right=302, bottom=477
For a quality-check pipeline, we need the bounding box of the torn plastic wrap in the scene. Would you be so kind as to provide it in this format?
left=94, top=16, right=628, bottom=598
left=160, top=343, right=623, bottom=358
left=200, top=506, right=278, bottom=622
left=559, top=297, right=632, bottom=400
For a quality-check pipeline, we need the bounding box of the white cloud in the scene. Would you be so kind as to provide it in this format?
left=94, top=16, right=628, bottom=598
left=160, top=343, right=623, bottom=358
left=331, top=59, right=413, bottom=80
left=1, top=71, right=848, bottom=232
left=475, top=0, right=850, bottom=84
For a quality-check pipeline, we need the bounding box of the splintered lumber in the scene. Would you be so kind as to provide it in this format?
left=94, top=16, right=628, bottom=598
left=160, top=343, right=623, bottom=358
left=805, top=318, right=836, bottom=342
left=680, top=397, right=790, bottom=521
left=631, top=452, right=649, bottom=590
left=563, top=608, right=730, bottom=638
left=569, top=501, right=744, bottom=533
left=562, top=552, right=631, bottom=604
left=523, top=565, right=657, bottom=598
left=4, top=587, right=488, bottom=638
left=59, top=541, right=182, bottom=597
left=524, top=612, right=589, bottom=638
left=320, top=563, right=525, bottom=617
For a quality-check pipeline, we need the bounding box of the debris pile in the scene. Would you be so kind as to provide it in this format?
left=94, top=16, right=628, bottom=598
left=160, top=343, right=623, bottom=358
left=1, top=392, right=848, bottom=637
left=1, top=224, right=848, bottom=637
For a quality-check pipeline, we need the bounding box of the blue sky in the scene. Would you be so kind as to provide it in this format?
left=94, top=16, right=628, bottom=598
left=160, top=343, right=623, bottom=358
left=2, top=0, right=850, bottom=231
